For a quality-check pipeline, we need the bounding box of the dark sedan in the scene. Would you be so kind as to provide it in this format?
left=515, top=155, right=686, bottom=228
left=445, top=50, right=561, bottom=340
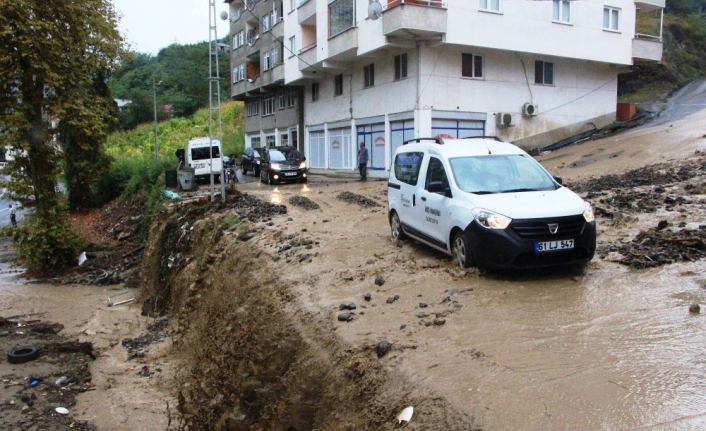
left=259, top=146, right=308, bottom=184
left=241, top=147, right=261, bottom=176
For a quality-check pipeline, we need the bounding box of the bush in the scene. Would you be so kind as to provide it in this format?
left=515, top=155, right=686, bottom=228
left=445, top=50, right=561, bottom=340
left=10, top=209, right=79, bottom=275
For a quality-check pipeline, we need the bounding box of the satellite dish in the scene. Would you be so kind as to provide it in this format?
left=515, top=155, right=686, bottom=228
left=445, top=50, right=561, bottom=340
left=368, top=1, right=382, bottom=20
left=220, top=11, right=229, bottom=21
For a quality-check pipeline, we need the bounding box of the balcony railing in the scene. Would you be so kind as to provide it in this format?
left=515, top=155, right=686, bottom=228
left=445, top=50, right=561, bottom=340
left=385, top=0, right=444, bottom=10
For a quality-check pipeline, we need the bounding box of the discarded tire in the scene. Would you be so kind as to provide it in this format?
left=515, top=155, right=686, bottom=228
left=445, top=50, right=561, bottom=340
left=7, top=346, right=40, bottom=364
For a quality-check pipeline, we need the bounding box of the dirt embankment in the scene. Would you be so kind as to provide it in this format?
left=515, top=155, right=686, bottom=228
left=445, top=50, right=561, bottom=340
left=140, top=190, right=477, bottom=430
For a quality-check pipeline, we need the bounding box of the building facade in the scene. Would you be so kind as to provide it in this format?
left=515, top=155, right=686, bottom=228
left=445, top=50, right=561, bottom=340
left=228, top=0, right=664, bottom=177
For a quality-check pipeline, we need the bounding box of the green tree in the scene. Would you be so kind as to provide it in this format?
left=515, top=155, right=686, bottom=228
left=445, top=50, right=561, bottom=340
left=0, top=0, right=123, bottom=273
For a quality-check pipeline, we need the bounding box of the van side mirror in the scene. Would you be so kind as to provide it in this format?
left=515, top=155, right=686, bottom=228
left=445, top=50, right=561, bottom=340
left=302, top=157, right=306, bottom=162
left=553, top=175, right=563, bottom=185
left=427, top=181, right=452, bottom=197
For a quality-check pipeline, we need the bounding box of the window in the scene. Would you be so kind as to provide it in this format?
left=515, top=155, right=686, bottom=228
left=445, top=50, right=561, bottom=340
left=603, top=6, right=620, bottom=31
left=247, top=100, right=260, bottom=116
left=290, top=0, right=295, bottom=12
left=279, top=93, right=286, bottom=109
left=251, top=136, right=261, bottom=148
left=271, top=46, right=279, bottom=66
left=266, top=135, right=276, bottom=147
left=334, top=74, right=343, bottom=96
left=233, top=67, right=239, bottom=83
left=233, top=34, right=238, bottom=49
left=271, top=9, right=279, bottom=26
left=289, top=36, right=296, bottom=57
left=263, top=14, right=270, bottom=32
left=552, top=0, right=571, bottom=23
left=312, top=82, right=319, bottom=102
left=262, top=96, right=275, bottom=116
left=534, top=60, right=554, bottom=85
left=263, top=51, right=270, bottom=71
left=239, top=64, right=245, bottom=81
left=394, top=152, right=424, bottom=186
left=425, top=157, right=451, bottom=196
left=462, top=54, right=483, bottom=79
left=287, top=91, right=296, bottom=107
left=394, top=54, right=408, bottom=80
left=329, top=0, right=355, bottom=37
left=479, top=0, right=500, bottom=12
left=363, top=64, right=375, bottom=88
left=239, top=31, right=245, bottom=47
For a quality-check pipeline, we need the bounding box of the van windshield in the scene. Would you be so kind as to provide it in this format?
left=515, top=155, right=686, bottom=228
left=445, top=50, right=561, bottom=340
left=191, top=146, right=221, bottom=161
left=449, top=154, right=557, bottom=194
left=268, top=147, right=300, bottom=162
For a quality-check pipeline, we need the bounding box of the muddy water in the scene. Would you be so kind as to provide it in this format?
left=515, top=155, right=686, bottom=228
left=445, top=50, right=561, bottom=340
left=0, top=275, right=170, bottom=430
left=238, top=177, right=706, bottom=431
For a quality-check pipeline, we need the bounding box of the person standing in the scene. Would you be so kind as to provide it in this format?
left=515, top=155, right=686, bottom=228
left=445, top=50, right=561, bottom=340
left=357, top=142, right=369, bottom=181
left=9, top=204, right=16, bottom=227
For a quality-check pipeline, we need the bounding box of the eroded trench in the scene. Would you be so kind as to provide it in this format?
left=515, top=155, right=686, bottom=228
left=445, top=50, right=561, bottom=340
left=139, top=192, right=478, bottom=430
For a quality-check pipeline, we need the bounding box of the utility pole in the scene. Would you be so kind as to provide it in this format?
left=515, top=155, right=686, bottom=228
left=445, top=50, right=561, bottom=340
left=153, top=76, right=159, bottom=160
left=208, top=0, right=226, bottom=202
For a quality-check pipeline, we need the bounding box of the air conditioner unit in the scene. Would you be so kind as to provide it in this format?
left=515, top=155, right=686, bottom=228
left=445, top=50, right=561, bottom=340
left=523, top=102, right=539, bottom=116
left=496, top=112, right=515, bottom=127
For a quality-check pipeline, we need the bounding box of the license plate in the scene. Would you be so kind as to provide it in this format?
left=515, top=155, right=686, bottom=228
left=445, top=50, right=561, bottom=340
left=535, top=239, right=574, bottom=253
left=284, top=172, right=297, bottom=176
left=194, top=163, right=205, bottom=169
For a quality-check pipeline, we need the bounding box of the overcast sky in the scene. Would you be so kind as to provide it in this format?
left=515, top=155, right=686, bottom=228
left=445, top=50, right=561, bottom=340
left=111, top=0, right=231, bottom=54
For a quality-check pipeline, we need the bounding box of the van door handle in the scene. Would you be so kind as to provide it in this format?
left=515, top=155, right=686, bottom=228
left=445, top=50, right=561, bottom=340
left=413, top=194, right=416, bottom=206
left=421, top=196, right=427, bottom=202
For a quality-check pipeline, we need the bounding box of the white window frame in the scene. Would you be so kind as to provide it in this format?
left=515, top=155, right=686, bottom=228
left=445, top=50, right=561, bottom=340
left=262, top=96, right=275, bottom=116
left=289, top=36, right=296, bottom=57
left=329, top=0, right=355, bottom=38
left=263, top=51, right=270, bottom=71
left=233, top=66, right=239, bottom=83
left=247, top=101, right=260, bottom=117
left=233, top=34, right=238, bottom=49
left=603, top=6, right=620, bottom=31
left=535, top=60, right=554, bottom=86
left=239, top=31, right=245, bottom=47
left=552, top=0, right=571, bottom=24
left=263, top=14, right=270, bottom=32
left=394, top=53, right=408, bottom=81
left=287, top=91, right=296, bottom=108
left=461, top=53, right=483, bottom=79
left=266, top=135, right=276, bottom=147
left=279, top=93, right=286, bottom=110
left=290, top=0, right=295, bottom=13
left=479, top=0, right=500, bottom=13
left=239, top=64, right=245, bottom=81
left=271, top=47, right=279, bottom=66
left=363, top=64, right=375, bottom=88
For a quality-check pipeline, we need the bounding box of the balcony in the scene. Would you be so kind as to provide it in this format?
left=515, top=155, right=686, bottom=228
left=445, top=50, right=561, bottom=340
left=298, top=0, right=316, bottom=25
left=632, top=37, right=663, bottom=63
left=328, top=27, right=358, bottom=60
left=261, top=64, right=285, bottom=87
left=298, top=44, right=317, bottom=71
left=271, top=19, right=284, bottom=40
left=634, top=0, right=665, bottom=11
left=383, top=0, right=447, bottom=39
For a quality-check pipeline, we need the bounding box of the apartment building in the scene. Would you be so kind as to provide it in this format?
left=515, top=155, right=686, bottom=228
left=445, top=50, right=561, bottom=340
left=226, top=0, right=304, bottom=152
left=228, top=0, right=664, bottom=177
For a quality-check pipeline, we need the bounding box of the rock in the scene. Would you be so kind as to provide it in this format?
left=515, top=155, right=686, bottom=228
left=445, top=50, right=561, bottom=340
left=424, top=321, right=432, bottom=327
left=374, top=276, right=385, bottom=286
left=287, top=217, right=293, bottom=221
left=237, top=232, right=255, bottom=242
left=20, top=394, right=29, bottom=403
left=376, top=341, right=392, bottom=358
left=605, top=251, right=625, bottom=262
left=400, top=324, right=406, bottom=330
left=337, top=313, right=354, bottom=322
left=689, top=303, right=700, bottom=314
left=339, top=303, right=356, bottom=310
left=419, top=302, right=428, bottom=308
left=364, top=293, right=371, bottom=301
left=298, top=254, right=310, bottom=263
left=26, top=400, right=34, bottom=407
left=386, top=297, right=395, bottom=304
left=656, top=220, right=669, bottom=230
left=433, top=318, right=446, bottom=326
left=394, top=294, right=400, bottom=301
left=664, top=195, right=677, bottom=204
left=117, top=231, right=133, bottom=241
left=348, top=302, right=356, bottom=310
left=366, top=258, right=375, bottom=265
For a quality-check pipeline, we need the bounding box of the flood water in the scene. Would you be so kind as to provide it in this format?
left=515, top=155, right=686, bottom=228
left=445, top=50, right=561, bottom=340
left=239, top=177, right=706, bottom=431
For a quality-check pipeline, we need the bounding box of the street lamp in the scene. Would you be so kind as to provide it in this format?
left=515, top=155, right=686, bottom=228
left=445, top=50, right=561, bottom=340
left=152, top=76, right=162, bottom=160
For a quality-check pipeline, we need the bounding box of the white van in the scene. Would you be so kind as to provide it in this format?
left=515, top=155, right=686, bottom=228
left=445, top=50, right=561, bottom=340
left=387, top=137, right=596, bottom=269
left=186, top=137, right=223, bottom=181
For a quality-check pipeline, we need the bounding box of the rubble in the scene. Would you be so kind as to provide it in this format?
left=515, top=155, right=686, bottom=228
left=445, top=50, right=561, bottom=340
left=288, top=195, right=321, bottom=210
left=336, top=191, right=382, bottom=208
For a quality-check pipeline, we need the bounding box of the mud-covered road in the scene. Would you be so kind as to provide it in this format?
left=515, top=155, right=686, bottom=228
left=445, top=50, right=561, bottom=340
left=229, top=148, right=706, bottom=429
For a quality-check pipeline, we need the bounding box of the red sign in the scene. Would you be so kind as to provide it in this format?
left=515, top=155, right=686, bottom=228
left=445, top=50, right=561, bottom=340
left=374, top=136, right=385, bottom=147
left=331, top=140, right=340, bottom=149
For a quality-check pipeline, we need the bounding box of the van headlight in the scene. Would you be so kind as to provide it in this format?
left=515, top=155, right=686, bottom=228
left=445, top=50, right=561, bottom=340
left=472, top=208, right=512, bottom=229
left=583, top=202, right=595, bottom=222
left=299, top=162, right=306, bottom=169
left=271, top=163, right=280, bottom=171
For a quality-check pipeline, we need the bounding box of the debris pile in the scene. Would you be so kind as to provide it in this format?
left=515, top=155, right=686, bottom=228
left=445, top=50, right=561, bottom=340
left=121, top=318, right=171, bottom=360
left=598, top=227, right=706, bottom=268
left=336, top=191, right=382, bottom=208
left=288, top=195, right=321, bottom=210
left=231, top=190, right=287, bottom=221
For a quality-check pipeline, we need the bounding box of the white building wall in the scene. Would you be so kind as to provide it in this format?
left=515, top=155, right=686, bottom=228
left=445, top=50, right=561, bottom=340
left=444, top=0, right=636, bottom=66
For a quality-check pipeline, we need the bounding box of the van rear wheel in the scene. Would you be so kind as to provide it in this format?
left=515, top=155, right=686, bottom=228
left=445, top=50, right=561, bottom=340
left=452, top=231, right=473, bottom=269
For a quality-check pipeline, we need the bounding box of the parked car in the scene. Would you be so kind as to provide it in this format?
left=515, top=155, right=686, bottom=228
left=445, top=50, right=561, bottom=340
left=241, top=147, right=261, bottom=176
left=387, top=137, right=596, bottom=269
left=259, top=146, right=307, bottom=184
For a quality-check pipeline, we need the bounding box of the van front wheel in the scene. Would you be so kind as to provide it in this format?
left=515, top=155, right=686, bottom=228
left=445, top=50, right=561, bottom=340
left=452, top=231, right=473, bottom=269
left=390, top=211, right=406, bottom=240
